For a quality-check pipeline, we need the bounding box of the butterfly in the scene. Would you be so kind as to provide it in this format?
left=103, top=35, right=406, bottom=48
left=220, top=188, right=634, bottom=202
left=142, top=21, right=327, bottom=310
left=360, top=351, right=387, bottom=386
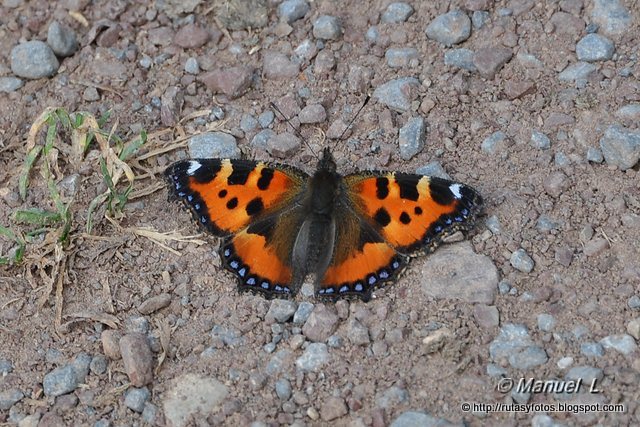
left=164, top=147, right=482, bottom=302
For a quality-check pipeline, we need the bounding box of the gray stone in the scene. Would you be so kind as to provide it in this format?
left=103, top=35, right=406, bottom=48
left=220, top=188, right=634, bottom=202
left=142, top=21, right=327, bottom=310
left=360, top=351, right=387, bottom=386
left=489, top=323, right=533, bottom=360
left=302, top=304, right=339, bottom=342
left=138, top=293, right=172, bottom=314
left=591, top=0, right=632, bottom=36
left=296, top=343, right=330, bottom=372
left=557, top=356, right=574, bottom=369
left=486, top=216, right=502, bottom=234
left=251, top=129, right=276, bottom=150
left=531, top=130, right=551, bottom=150
left=346, top=319, right=370, bottom=345
left=382, top=3, right=414, bottom=23
left=163, top=374, right=228, bottom=427
left=390, top=411, right=458, bottom=427
left=294, top=39, right=317, bottom=62
left=10, top=41, right=60, bottom=79
left=265, top=349, right=292, bottom=376
left=47, top=21, right=78, bottom=57
left=71, top=352, right=92, bottom=383
left=320, top=396, right=348, bottom=422
left=576, top=34, right=615, bottom=62
left=509, top=346, right=548, bottom=369
left=43, top=365, right=79, bottom=397
left=586, top=147, right=604, bottom=163
left=531, top=414, right=565, bottom=427
left=124, top=315, right=150, bottom=334
left=628, top=296, right=640, bottom=310
left=293, top=302, right=314, bottom=324
left=184, top=57, right=200, bottom=74
left=275, top=378, right=292, bottom=400
left=472, top=11, right=490, bottom=29
left=627, top=318, right=640, bottom=340
left=125, top=387, right=151, bottom=413
left=444, top=48, right=476, bottom=71
left=263, top=52, right=299, bottom=80
left=0, top=389, right=24, bottom=411
left=266, top=132, right=301, bottom=158
left=425, top=10, right=471, bottom=46
left=537, top=314, right=556, bottom=332
left=376, top=386, right=409, bottom=409
left=278, top=0, right=310, bottom=24
left=481, top=131, right=510, bottom=154
left=565, top=366, right=604, bottom=384
left=199, top=66, right=253, bottom=99
left=600, top=334, right=637, bottom=355
left=0, top=76, right=23, bottom=92
left=599, top=124, right=640, bottom=170
left=510, top=248, right=535, bottom=273
left=239, top=114, right=259, bottom=133
left=487, top=364, right=507, bottom=378
left=142, top=403, right=159, bottom=424
left=421, top=241, right=498, bottom=304
left=473, top=47, right=512, bottom=79
left=372, top=77, right=421, bottom=112
left=558, top=62, right=597, bottom=82
left=398, top=117, right=426, bottom=160
left=616, top=104, right=640, bottom=122
left=90, top=355, right=108, bottom=375
left=473, top=304, right=499, bottom=329
left=415, top=161, right=451, bottom=180
left=263, top=342, right=276, bottom=353
left=313, top=15, right=342, bottom=40
left=327, top=334, right=344, bottom=348
left=258, top=110, right=275, bottom=128
left=0, top=359, right=12, bottom=375
left=298, top=104, right=327, bottom=124
left=266, top=299, right=297, bottom=323
left=366, top=26, right=380, bottom=43
left=536, top=215, right=561, bottom=232
left=211, top=325, right=244, bottom=347
left=188, top=132, right=240, bottom=159
left=385, top=47, right=419, bottom=68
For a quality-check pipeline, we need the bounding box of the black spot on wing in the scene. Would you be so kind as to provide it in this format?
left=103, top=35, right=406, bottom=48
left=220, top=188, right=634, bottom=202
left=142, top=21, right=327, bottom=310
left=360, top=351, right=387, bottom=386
left=399, top=211, right=411, bottom=224
left=218, top=189, right=227, bottom=198
left=396, top=173, right=420, bottom=201
left=414, top=206, right=423, bottom=215
left=257, top=168, right=274, bottom=190
left=374, top=207, right=391, bottom=227
left=376, top=177, right=389, bottom=199
left=246, top=197, right=264, bottom=216
left=227, top=166, right=252, bottom=185
left=429, top=178, right=456, bottom=206
left=226, top=197, right=238, bottom=209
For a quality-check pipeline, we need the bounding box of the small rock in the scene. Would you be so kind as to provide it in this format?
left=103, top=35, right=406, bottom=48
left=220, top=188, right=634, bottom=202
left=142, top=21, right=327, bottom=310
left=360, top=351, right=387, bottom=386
left=10, top=41, right=60, bottom=79
left=258, top=111, right=275, bottom=128
left=294, top=39, right=318, bottom=62
left=385, top=47, right=419, bottom=68
left=0, top=359, right=12, bottom=375
left=472, top=10, right=490, bottom=29
left=473, top=304, right=499, bottom=329
left=530, top=130, right=551, bottom=150
left=489, top=323, right=533, bottom=360
left=163, top=374, right=228, bottom=427
left=313, top=15, right=342, bottom=40
left=537, top=314, right=556, bottom=332
left=263, top=51, right=299, bottom=80
left=298, top=104, right=327, bottom=124
left=398, top=117, right=426, bottom=160
left=296, top=343, right=330, bottom=372
left=138, top=293, right=172, bottom=315
left=509, top=346, right=548, bottom=369
left=199, top=66, right=254, bottom=99
left=266, top=299, right=297, bottom=323
left=71, top=352, right=92, bottom=383
left=90, top=355, right=107, bottom=375
left=599, top=124, right=640, bottom=170
left=366, top=26, right=380, bottom=43
left=422, top=328, right=453, bottom=353
left=148, top=26, right=175, bottom=46
left=125, top=387, right=151, bottom=413
left=487, top=363, right=507, bottom=378
left=251, top=129, right=276, bottom=150
left=43, top=365, right=79, bottom=397
left=390, top=411, right=454, bottom=427
left=320, top=396, right=348, bottom=421
left=615, top=104, right=640, bottom=122
left=473, top=47, right=512, bottom=79
left=555, top=246, right=573, bottom=267
left=558, top=62, right=597, bottom=82
left=543, top=171, right=568, bottom=197
left=313, top=50, right=336, bottom=74
left=591, top=0, right=632, bottom=36
left=481, top=131, right=510, bottom=154
left=444, top=48, right=477, bottom=71
left=211, top=325, right=244, bottom=347
left=576, top=34, right=615, bottom=62
left=372, top=77, right=421, bottom=112
left=101, top=330, right=122, bottom=359
left=275, top=378, right=292, bottom=401
left=586, top=147, right=604, bottom=163
left=82, top=87, right=100, bottom=101
left=346, top=319, right=370, bottom=346
left=382, top=2, right=414, bottom=23
left=184, top=57, right=200, bottom=74
left=486, top=216, right=502, bottom=234
left=626, top=318, right=640, bottom=340
left=0, top=76, right=23, bottom=92
left=142, top=403, right=159, bottom=424
left=173, top=24, right=210, bottom=49
left=0, top=389, right=24, bottom=411
left=302, top=304, right=339, bottom=342
left=188, top=132, right=240, bottom=159
left=47, top=22, right=78, bottom=57
left=583, top=238, right=609, bottom=257
left=327, top=334, right=343, bottom=348
left=425, top=10, right=471, bottom=46
left=278, top=0, right=310, bottom=24
left=293, top=302, right=314, bottom=324
left=581, top=342, right=605, bottom=358
left=510, top=249, right=535, bottom=273
left=565, top=366, right=604, bottom=384
left=504, top=81, right=535, bottom=100
left=119, top=333, right=154, bottom=387
left=266, top=132, right=301, bottom=158
left=325, top=119, right=349, bottom=139
left=415, top=161, right=451, bottom=180
left=557, top=356, right=574, bottom=369
left=600, top=334, right=637, bottom=356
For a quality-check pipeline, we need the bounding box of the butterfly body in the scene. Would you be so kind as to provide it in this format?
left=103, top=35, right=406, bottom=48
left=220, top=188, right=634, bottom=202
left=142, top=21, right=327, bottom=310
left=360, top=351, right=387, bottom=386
left=165, top=148, right=482, bottom=302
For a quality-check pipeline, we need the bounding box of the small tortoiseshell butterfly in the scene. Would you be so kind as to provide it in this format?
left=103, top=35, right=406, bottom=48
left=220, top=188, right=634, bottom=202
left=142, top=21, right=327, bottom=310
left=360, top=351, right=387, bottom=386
left=165, top=145, right=482, bottom=302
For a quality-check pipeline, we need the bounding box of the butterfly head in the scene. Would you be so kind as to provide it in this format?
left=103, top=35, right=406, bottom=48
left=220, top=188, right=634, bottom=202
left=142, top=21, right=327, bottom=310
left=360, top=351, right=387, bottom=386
left=318, top=147, right=337, bottom=173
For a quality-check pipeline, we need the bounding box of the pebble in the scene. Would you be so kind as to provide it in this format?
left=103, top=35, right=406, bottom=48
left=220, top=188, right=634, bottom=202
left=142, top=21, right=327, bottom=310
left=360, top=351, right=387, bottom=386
left=295, top=343, right=329, bottom=372
left=576, top=34, right=615, bottom=62
left=565, top=366, right=604, bottom=384
left=327, top=334, right=344, bottom=348
left=381, top=2, right=414, bottom=23
left=142, top=403, right=159, bottom=424
left=486, top=216, right=502, bottom=234
left=390, top=411, right=456, bottom=427
left=291, top=302, right=314, bottom=325
left=385, top=47, right=418, bottom=68
left=71, top=352, right=92, bottom=383
left=346, top=318, right=370, bottom=346
left=599, top=124, right=640, bottom=170
left=600, top=334, right=637, bottom=356
left=119, top=333, right=154, bottom=387
left=188, top=132, right=240, bottom=159
left=536, top=215, right=561, bottom=232
left=211, top=325, right=244, bottom=347
left=302, top=304, right=339, bottom=342
left=489, top=323, right=533, bottom=360
left=83, top=87, right=100, bottom=101
left=415, top=161, right=451, bottom=180
left=626, top=318, right=640, bottom=340
left=199, top=66, right=254, bottom=99
left=473, top=47, right=512, bottom=79
left=163, top=374, right=228, bottom=427
left=530, top=130, right=551, bottom=150
left=509, top=346, right=548, bottom=369
left=101, top=330, right=123, bottom=359
left=421, top=242, right=497, bottom=304
left=473, top=304, right=499, bottom=329
left=89, top=355, right=107, bottom=375
left=583, top=237, right=609, bottom=257
left=266, top=132, right=301, bottom=158
left=138, top=293, right=171, bottom=315
left=372, top=77, right=421, bottom=112
left=543, top=171, right=568, bottom=197
left=258, top=111, right=275, bottom=128
left=0, top=76, right=23, bottom=92
left=0, top=359, right=12, bottom=374
left=10, top=41, right=60, bottom=79
left=43, top=365, right=79, bottom=397
left=487, top=363, right=507, bottom=378
left=510, top=249, right=535, bottom=273
left=313, top=15, right=342, bottom=40
left=298, top=104, right=326, bottom=124
left=0, top=389, right=24, bottom=411
left=173, top=24, right=209, bottom=49
left=263, top=51, right=299, bottom=80
left=481, top=131, right=510, bottom=154
left=398, top=116, right=426, bottom=160
left=320, top=396, right=348, bottom=421
left=581, top=342, right=605, bottom=358
left=504, top=80, right=535, bottom=100
left=275, top=378, right=292, bottom=401
left=47, top=22, right=78, bottom=57
left=591, top=0, right=632, bottom=36
left=266, top=299, right=297, bottom=323
left=251, top=129, right=276, bottom=150
left=444, top=48, right=476, bottom=71
left=615, top=104, right=640, bottom=123
left=628, top=296, right=640, bottom=310
left=278, top=0, right=310, bottom=24
left=425, top=10, right=471, bottom=46
left=586, top=147, right=604, bottom=163
left=240, top=114, right=259, bottom=133
left=557, top=356, right=574, bottom=369
left=366, top=26, right=380, bottom=43
left=184, top=57, right=200, bottom=74
left=313, top=49, right=336, bottom=74
left=558, top=62, right=597, bottom=82
left=537, top=314, right=556, bottom=332
left=472, top=10, right=490, bottom=29
left=125, top=387, right=150, bottom=413
left=555, top=246, right=573, bottom=267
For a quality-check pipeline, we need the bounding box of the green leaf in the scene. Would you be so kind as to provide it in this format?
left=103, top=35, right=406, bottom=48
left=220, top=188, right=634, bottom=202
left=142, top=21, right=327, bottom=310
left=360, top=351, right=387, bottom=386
left=119, top=130, right=147, bottom=161
left=13, top=208, right=62, bottom=226
left=19, top=145, right=43, bottom=200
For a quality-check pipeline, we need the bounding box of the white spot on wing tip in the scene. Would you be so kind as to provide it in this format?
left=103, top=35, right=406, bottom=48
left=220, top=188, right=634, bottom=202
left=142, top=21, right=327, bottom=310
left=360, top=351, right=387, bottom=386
left=187, top=160, right=201, bottom=176
left=450, top=183, right=462, bottom=199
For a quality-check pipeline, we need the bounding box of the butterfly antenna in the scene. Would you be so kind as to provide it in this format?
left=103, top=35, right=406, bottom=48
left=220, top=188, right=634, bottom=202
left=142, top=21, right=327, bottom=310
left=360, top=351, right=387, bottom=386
left=269, top=101, right=318, bottom=159
left=337, top=95, right=370, bottom=141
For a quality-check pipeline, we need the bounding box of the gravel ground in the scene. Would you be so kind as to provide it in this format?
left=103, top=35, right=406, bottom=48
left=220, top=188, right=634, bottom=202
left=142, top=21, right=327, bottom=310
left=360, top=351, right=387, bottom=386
left=1, top=0, right=639, bottom=426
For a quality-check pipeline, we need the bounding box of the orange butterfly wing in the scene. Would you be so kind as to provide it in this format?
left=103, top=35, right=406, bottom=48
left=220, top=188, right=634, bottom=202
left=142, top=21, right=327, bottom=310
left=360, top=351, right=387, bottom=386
left=317, top=172, right=482, bottom=301
left=165, top=159, right=308, bottom=297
